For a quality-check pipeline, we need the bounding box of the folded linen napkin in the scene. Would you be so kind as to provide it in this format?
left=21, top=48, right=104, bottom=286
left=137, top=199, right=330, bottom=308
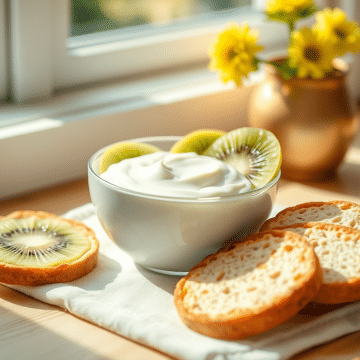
left=7, top=203, right=360, bottom=360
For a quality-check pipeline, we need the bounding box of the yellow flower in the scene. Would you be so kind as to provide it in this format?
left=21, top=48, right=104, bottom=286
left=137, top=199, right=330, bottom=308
left=288, top=27, right=334, bottom=78
left=209, top=22, right=263, bottom=86
left=314, top=7, right=360, bottom=56
left=266, top=0, right=314, bottom=14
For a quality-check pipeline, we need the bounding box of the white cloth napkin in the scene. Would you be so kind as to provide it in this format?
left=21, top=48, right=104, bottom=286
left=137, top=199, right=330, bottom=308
left=7, top=203, right=360, bottom=360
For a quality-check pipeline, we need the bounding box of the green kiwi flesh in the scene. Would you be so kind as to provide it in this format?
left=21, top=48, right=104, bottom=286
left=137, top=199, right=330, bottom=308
left=100, top=142, right=161, bottom=173
left=204, top=127, right=282, bottom=189
left=170, top=129, right=226, bottom=155
left=0, top=217, right=92, bottom=267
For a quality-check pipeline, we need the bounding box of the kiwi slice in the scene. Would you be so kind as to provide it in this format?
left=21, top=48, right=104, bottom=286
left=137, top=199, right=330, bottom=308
left=100, top=141, right=161, bottom=173
left=170, top=129, right=226, bottom=155
left=0, top=211, right=99, bottom=286
left=204, top=127, right=281, bottom=189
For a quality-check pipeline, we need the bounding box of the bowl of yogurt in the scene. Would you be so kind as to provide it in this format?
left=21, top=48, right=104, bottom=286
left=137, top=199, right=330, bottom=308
left=88, top=136, right=280, bottom=275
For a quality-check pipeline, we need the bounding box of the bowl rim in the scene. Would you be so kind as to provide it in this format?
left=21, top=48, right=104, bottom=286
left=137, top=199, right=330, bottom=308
left=88, top=135, right=281, bottom=203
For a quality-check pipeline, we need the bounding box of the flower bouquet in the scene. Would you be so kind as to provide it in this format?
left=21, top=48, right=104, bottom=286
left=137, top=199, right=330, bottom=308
left=209, top=1, right=360, bottom=181
left=209, top=0, right=360, bottom=85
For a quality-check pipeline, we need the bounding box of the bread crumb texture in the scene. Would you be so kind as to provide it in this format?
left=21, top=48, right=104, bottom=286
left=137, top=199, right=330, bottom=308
left=284, top=224, right=360, bottom=284
left=260, top=201, right=360, bottom=231
left=182, top=232, right=313, bottom=317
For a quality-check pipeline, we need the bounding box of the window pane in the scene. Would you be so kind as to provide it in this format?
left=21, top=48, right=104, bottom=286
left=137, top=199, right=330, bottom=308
left=71, top=0, right=252, bottom=36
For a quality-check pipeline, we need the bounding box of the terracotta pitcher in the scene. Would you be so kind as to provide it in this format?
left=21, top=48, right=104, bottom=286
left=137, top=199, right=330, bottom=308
left=248, top=59, right=359, bottom=181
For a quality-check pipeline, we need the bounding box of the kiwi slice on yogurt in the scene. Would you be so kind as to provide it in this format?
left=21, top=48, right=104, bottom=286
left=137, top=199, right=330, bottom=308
left=204, top=127, right=281, bottom=189
left=170, top=129, right=226, bottom=155
left=0, top=211, right=99, bottom=286
left=100, top=141, right=161, bottom=173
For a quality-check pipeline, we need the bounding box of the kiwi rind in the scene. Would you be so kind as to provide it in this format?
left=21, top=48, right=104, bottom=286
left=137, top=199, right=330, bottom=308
left=0, top=211, right=99, bottom=286
left=204, top=127, right=282, bottom=189
left=170, top=129, right=226, bottom=155
left=100, top=141, right=162, bottom=173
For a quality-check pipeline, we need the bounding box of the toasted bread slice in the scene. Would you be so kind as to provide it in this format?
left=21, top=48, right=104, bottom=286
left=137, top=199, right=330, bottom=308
left=272, top=222, right=360, bottom=304
left=260, top=201, right=360, bottom=231
left=174, top=230, right=322, bottom=339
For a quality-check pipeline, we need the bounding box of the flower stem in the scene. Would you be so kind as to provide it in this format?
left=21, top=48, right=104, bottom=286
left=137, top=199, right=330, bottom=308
left=289, top=21, right=295, bottom=35
left=288, top=21, right=295, bottom=50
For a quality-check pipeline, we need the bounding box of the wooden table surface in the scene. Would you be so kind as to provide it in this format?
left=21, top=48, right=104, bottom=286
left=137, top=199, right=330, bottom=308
left=2, top=135, right=360, bottom=360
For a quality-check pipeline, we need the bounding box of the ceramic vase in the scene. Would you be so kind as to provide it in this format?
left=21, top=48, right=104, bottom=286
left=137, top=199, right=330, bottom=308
left=248, top=59, right=359, bottom=181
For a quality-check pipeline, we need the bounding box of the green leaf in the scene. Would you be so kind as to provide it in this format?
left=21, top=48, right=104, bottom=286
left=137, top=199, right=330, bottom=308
left=253, top=57, right=262, bottom=71
left=268, top=59, right=297, bottom=80
left=265, top=4, right=318, bottom=26
left=297, top=4, right=318, bottom=19
left=265, top=11, right=294, bottom=25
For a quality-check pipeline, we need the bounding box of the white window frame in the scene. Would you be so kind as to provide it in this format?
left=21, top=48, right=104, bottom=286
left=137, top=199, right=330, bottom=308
left=10, top=0, right=288, bottom=102
left=0, top=0, right=359, bottom=200
left=8, top=0, right=359, bottom=103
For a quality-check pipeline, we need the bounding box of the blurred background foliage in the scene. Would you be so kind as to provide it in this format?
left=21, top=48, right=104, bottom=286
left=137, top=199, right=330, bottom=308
left=71, top=0, right=251, bottom=36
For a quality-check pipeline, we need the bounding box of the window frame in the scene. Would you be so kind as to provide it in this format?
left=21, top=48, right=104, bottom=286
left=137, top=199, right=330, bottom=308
left=10, top=0, right=288, bottom=102
left=8, top=0, right=359, bottom=103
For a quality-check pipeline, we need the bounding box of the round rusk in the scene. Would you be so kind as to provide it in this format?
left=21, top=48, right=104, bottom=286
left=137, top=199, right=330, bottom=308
left=174, top=230, right=322, bottom=339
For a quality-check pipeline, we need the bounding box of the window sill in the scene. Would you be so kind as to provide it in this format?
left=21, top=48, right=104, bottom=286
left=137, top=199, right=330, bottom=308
left=0, top=63, right=265, bottom=200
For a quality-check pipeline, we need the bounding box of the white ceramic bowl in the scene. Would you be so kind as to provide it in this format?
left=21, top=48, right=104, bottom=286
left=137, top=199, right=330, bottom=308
left=88, top=136, right=280, bottom=275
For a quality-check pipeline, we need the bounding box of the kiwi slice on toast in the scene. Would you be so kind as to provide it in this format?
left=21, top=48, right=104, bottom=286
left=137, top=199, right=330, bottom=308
left=204, top=127, right=281, bottom=189
left=170, top=129, right=226, bottom=155
left=0, top=211, right=99, bottom=286
left=100, top=142, right=161, bottom=173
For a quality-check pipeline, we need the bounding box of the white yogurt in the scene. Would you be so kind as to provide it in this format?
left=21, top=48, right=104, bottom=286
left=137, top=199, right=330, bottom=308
left=100, top=151, right=252, bottom=198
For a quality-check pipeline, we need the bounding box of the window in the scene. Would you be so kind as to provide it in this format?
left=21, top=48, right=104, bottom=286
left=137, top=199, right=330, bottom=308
left=6, top=0, right=359, bottom=104
left=9, top=0, right=287, bottom=102
left=71, top=0, right=252, bottom=36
